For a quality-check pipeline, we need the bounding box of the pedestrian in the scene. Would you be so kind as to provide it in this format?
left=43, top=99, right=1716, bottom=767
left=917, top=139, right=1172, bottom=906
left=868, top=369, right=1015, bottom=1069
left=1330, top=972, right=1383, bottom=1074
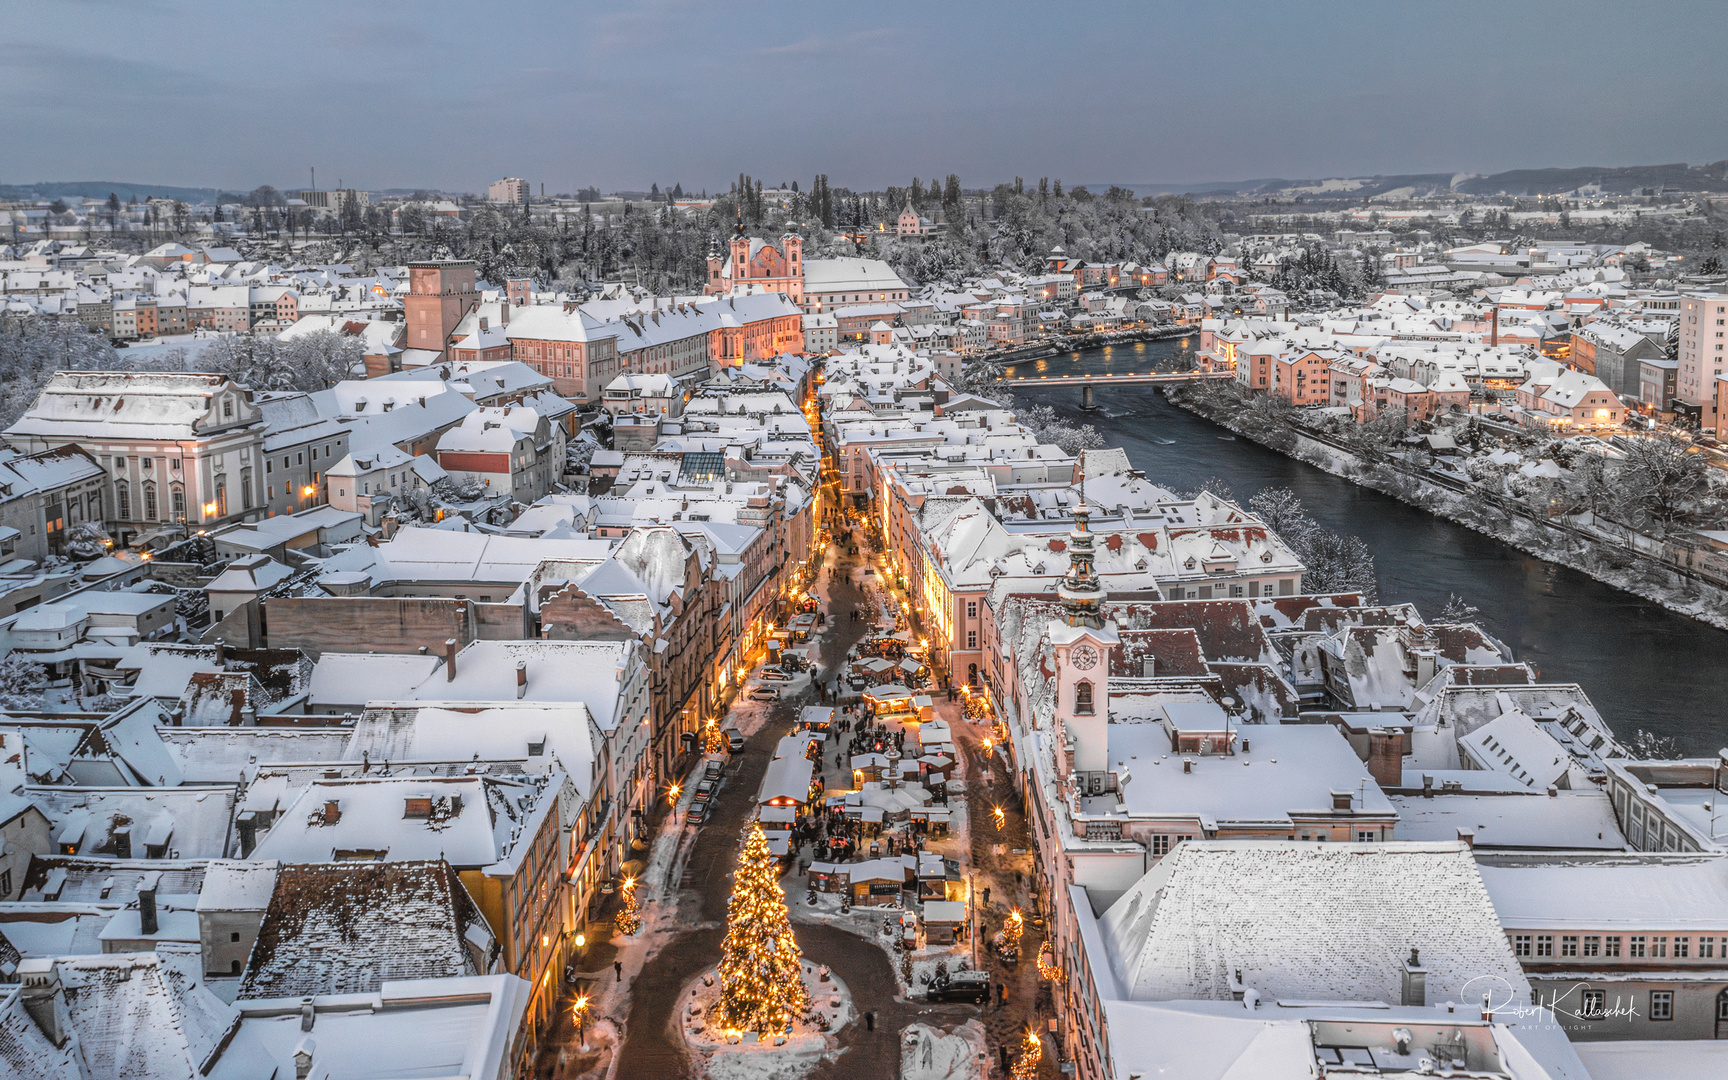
left=614, top=960, right=623, bottom=982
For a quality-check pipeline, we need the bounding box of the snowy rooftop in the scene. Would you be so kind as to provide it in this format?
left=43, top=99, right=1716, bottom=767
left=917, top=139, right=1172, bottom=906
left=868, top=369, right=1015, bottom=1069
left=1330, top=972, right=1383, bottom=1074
left=209, top=974, right=527, bottom=1080
left=249, top=773, right=554, bottom=869
left=1097, top=840, right=1529, bottom=1006
left=237, top=861, right=493, bottom=999
left=1390, top=791, right=1626, bottom=850
left=411, top=640, right=635, bottom=732
left=1100, top=722, right=1392, bottom=828
left=1478, top=854, right=1728, bottom=931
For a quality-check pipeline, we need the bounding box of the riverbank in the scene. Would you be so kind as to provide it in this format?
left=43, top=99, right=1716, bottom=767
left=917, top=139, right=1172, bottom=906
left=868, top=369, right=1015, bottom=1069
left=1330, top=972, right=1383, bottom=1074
left=1165, top=384, right=1728, bottom=632
left=984, top=322, right=1194, bottom=366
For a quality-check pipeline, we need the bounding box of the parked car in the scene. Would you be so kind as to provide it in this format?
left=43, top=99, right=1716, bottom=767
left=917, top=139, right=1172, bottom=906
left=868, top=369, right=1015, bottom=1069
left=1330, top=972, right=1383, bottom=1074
left=685, top=801, right=710, bottom=824
left=758, top=668, right=795, bottom=683
left=703, top=757, right=724, bottom=781
left=693, top=779, right=716, bottom=804
left=748, top=686, right=780, bottom=702
left=924, top=969, right=990, bottom=1004
left=724, top=727, right=745, bottom=752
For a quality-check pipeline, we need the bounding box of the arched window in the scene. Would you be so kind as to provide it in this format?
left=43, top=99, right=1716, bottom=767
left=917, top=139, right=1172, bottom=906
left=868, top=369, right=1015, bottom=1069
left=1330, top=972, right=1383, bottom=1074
left=215, top=476, right=228, bottom=517
left=1075, top=680, right=1094, bottom=715
left=170, top=484, right=185, bottom=520
left=115, top=481, right=132, bottom=520
left=142, top=481, right=157, bottom=521
left=240, top=468, right=253, bottom=510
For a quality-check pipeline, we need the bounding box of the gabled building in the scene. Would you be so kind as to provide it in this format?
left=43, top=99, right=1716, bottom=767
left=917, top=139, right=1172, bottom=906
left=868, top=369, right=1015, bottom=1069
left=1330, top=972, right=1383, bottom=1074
left=5, top=372, right=269, bottom=542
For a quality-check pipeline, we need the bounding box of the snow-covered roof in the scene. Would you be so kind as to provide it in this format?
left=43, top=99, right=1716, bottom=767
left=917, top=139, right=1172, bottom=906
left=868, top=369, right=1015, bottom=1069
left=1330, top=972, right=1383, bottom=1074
left=1390, top=791, right=1625, bottom=850
left=237, top=860, right=493, bottom=999
left=249, top=773, right=554, bottom=869
left=208, top=974, right=528, bottom=1080
left=1479, top=855, right=1728, bottom=931
left=5, top=371, right=257, bottom=442
left=1097, top=840, right=1529, bottom=1005
left=196, top=859, right=280, bottom=912
left=412, top=641, right=635, bottom=734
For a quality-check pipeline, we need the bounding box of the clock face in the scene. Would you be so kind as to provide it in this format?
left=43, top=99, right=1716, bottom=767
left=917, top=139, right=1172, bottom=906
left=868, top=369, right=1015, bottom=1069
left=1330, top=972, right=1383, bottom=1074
left=1071, top=644, right=1099, bottom=670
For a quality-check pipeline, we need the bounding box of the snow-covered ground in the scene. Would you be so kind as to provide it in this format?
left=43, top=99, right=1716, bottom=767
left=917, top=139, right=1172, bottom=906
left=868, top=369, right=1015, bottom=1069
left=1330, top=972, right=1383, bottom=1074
left=682, top=959, right=853, bottom=1080
left=902, top=1021, right=989, bottom=1080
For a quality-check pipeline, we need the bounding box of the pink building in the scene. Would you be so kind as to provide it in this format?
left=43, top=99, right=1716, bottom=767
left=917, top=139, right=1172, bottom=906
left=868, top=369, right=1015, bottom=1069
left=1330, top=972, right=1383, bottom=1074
left=1515, top=369, right=1626, bottom=431
left=1272, top=349, right=1332, bottom=406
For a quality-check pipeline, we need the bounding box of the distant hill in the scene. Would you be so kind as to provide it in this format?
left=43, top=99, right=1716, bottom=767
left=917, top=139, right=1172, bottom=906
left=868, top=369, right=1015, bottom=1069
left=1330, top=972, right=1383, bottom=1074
left=0, top=181, right=250, bottom=204
left=1103, top=161, right=1728, bottom=199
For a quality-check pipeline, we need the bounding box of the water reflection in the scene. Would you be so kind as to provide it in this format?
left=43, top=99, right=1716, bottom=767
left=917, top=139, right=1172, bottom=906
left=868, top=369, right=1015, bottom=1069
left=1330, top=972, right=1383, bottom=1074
left=1014, top=361, right=1728, bottom=753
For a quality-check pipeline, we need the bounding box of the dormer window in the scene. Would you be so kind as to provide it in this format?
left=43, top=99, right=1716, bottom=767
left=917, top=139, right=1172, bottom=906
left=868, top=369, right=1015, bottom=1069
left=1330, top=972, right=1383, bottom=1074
left=1075, top=680, right=1094, bottom=715
left=222, top=398, right=233, bottom=419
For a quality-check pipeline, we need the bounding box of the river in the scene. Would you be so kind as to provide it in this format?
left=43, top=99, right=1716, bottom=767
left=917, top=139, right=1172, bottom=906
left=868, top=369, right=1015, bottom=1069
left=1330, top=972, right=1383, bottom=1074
left=1011, top=340, right=1728, bottom=756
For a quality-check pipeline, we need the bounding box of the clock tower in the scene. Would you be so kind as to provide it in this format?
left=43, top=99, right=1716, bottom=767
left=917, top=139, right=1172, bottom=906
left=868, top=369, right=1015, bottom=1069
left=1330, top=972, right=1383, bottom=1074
left=1052, top=498, right=1116, bottom=776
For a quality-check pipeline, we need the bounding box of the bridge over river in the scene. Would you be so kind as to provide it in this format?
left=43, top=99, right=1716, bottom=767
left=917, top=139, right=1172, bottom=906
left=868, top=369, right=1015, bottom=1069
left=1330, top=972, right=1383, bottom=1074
left=998, top=369, right=1233, bottom=407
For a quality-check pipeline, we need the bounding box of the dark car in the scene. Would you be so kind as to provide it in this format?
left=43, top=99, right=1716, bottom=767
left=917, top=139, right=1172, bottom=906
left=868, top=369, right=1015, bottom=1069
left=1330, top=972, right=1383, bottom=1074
left=703, top=758, right=724, bottom=781
left=924, top=969, right=991, bottom=1003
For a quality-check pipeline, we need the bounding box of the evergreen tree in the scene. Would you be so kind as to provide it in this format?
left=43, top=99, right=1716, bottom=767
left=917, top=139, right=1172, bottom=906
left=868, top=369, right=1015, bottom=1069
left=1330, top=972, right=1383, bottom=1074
left=714, top=822, right=808, bottom=1035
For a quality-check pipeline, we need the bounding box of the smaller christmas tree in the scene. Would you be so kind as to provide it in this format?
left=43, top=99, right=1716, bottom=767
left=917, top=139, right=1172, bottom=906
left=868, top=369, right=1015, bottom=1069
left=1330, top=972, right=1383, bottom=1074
left=714, top=822, right=809, bottom=1034
left=1010, top=1029, right=1043, bottom=1080
left=614, top=875, right=641, bottom=936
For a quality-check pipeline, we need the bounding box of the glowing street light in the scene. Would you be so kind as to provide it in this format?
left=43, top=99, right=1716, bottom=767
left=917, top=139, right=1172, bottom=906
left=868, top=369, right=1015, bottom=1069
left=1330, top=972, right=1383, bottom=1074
left=572, top=993, right=591, bottom=1047
left=992, top=805, right=1006, bottom=832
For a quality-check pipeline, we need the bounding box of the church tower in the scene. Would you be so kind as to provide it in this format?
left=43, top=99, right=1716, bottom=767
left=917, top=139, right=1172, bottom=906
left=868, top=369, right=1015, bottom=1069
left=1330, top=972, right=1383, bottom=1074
left=705, top=232, right=723, bottom=294
left=1050, top=470, right=1116, bottom=776
left=1058, top=501, right=1105, bottom=628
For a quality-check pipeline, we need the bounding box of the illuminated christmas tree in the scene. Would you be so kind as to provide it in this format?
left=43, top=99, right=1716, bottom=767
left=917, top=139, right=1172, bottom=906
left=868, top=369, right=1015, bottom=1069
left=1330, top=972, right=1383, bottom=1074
left=714, top=822, right=809, bottom=1034
left=614, top=875, right=641, bottom=936
left=1010, top=1029, right=1043, bottom=1080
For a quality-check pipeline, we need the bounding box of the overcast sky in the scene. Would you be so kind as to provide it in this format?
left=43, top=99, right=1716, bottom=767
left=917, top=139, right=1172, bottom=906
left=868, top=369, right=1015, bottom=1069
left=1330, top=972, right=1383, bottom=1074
left=4, top=0, right=1724, bottom=194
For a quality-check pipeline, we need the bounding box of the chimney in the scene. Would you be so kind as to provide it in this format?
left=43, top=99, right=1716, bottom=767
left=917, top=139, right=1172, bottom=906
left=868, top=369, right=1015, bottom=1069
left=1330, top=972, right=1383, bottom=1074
left=1457, top=827, right=1475, bottom=848
left=515, top=659, right=528, bottom=699
left=295, top=1035, right=317, bottom=1080
left=137, top=871, right=161, bottom=936
left=445, top=637, right=458, bottom=682
left=1183, top=759, right=1192, bottom=774
left=112, top=825, right=132, bottom=860
left=323, top=800, right=341, bottom=826
left=229, top=687, right=246, bottom=726
left=1412, top=646, right=1437, bottom=687
left=18, top=959, right=70, bottom=1047
left=300, top=997, right=316, bottom=1032
left=1480, top=993, right=1494, bottom=1023
left=213, top=638, right=227, bottom=665
left=1365, top=729, right=1402, bottom=789
left=236, top=812, right=257, bottom=857
left=1422, top=774, right=1435, bottom=798
left=1401, top=947, right=1428, bottom=1007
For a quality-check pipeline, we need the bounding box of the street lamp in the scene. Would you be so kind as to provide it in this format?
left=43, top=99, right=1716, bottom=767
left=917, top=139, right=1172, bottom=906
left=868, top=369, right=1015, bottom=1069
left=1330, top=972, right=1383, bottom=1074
left=572, top=993, right=591, bottom=1049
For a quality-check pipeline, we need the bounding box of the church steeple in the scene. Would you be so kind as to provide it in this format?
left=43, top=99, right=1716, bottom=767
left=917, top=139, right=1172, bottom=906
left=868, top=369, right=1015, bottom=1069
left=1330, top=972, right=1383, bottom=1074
left=1059, top=457, right=1104, bottom=628
left=734, top=201, right=746, bottom=239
